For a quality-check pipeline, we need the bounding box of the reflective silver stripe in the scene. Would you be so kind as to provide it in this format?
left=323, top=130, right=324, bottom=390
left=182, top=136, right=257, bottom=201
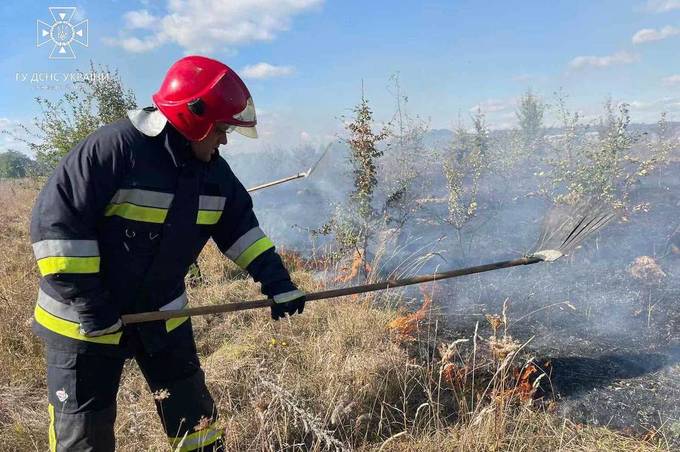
left=224, top=227, right=266, bottom=260
left=109, top=189, right=174, bottom=208
left=37, top=289, right=79, bottom=322
left=159, top=292, right=188, bottom=311
left=32, top=240, right=99, bottom=259
left=273, top=289, right=305, bottom=304
left=199, top=195, right=226, bottom=211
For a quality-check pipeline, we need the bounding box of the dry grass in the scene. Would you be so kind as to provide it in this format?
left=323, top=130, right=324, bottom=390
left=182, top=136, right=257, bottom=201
left=0, top=179, right=670, bottom=451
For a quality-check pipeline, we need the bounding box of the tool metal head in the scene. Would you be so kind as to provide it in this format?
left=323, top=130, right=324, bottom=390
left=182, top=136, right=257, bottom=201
left=530, top=249, right=564, bottom=262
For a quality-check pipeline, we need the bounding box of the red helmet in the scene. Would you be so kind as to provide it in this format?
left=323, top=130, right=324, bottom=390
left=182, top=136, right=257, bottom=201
left=152, top=55, right=257, bottom=141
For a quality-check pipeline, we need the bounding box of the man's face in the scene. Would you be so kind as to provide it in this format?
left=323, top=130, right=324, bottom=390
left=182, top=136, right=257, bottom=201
left=190, top=122, right=231, bottom=162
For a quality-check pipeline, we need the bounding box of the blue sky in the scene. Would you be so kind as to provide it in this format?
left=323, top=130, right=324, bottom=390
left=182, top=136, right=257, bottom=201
left=1, top=0, right=680, bottom=155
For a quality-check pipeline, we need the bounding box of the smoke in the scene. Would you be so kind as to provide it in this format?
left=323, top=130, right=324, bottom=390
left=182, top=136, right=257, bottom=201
left=228, top=141, right=351, bottom=251
left=223, top=119, right=680, bottom=441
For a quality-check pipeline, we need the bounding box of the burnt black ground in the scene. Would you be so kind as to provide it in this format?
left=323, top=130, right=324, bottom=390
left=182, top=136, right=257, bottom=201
left=236, top=139, right=680, bottom=444
left=428, top=163, right=680, bottom=445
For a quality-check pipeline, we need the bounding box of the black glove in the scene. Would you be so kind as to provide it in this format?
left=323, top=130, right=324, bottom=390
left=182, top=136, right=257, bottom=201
left=72, top=296, right=122, bottom=336
left=270, top=289, right=306, bottom=321
left=80, top=318, right=122, bottom=337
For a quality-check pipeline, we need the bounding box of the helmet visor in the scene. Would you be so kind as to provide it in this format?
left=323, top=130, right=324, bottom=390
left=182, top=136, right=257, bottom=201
left=231, top=96, right=258, bottom=138
left=215, top=122, right=258, bottom=139
left=234, top=125, right=258, bottom=138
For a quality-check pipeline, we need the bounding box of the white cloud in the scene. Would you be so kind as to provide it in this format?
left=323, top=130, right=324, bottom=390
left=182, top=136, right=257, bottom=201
left=629, top=100, right=653, bottom=109
left=241, top=62, right=295, bottom=79
left=111, top=36, right=166, bottom=53
left=568, top=51, right=637, bottom=70
left=627, top=97, right=680, bottom=116
left=109, top=0, right=323, bottom=53
left=645, top=0, right=680, bottom=12
left=632, top=26, right=680, bottom=44
left=662, top=74, right=680, bottom=86
left=124, top=9, right=156, bottom=29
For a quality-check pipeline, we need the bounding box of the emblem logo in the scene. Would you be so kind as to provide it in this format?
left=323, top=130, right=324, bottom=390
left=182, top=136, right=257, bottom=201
left=37, top=7, right=88, bottom=60
left=55, top=388, right=69, bottom=403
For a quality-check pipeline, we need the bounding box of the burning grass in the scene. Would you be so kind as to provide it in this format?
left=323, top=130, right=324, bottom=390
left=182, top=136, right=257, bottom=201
left=0, top=180, right=672, bottom=450
left=387, top=284, right=434, bottom=339
left=335, top=249, right=373, bottom=283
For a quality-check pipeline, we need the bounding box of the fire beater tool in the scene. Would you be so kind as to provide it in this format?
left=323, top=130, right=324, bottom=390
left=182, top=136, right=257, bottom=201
left=122, top=199, right=615, bottom=325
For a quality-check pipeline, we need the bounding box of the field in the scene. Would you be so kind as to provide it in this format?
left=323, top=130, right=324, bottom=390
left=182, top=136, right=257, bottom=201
left=1, top=167, right=676, bottom=450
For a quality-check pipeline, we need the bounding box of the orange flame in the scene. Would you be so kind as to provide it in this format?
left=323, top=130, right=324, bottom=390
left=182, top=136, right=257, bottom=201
left=278, top=248, right=328, bottom=272
left=441, top=363, right=469, bottom=388
left=512, top=361, right=550, bottom=401
left=516, top=364, right=538, bottom=400
left=387, top=284, right=435, bottom=339
left=278, top=248, right=305, bottom=270
left=335, top=250, right=372, bottom=283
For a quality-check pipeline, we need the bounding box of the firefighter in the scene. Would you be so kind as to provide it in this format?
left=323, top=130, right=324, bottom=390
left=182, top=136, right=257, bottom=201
left=30, top=55, right=305, bottom=451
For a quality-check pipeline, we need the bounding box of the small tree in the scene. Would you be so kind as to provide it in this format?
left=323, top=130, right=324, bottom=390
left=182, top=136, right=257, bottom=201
left=381, top=118, right=428, bottom=227
left=538, top=91, right=585, bottom=203
left=441, top=110, right=489, bottom=256
left=380, top=73, right=430, bottom=228
left=516, top=89, right=545, bottom=150
left=323, top=93, right=390, bottom=277
left=589, top=99, right=636, bottom=204
left=13, top=62, right=136, bottom=170
left=347, top=96, right=390, bottom=221
left=637, top=112, right=675, bottom=181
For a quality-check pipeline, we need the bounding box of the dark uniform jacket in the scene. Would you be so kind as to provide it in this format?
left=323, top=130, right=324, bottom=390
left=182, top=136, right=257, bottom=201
left=30, top=108, right=297, bottom=355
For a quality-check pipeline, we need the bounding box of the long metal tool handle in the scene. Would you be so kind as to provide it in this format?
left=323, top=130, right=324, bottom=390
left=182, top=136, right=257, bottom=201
left=246, top=144, right=332, bottom=193
left=247, top=173, right=308, bottom=192
left=121, top=256, right=542, bottom=325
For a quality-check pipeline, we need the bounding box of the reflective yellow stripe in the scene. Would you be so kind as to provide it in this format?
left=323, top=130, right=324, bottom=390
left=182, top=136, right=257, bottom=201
left=37, top=256, right=100, bottom=276
left=234, top=237, right=274, bottom=269
left=48, top=403, right=56, bottom=452
left=104, top=203, right=168, bottom=223
left=166, top=316, right=189, bottom=332
left=34, top=305, right=122, bottom=345
left=169, top=423, right=221, bottom=452
left=196, top=210, right=223, bottom=225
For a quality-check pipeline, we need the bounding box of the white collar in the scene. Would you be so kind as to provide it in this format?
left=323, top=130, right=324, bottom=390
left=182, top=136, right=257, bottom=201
left=127, top=108, right=168, bottom=137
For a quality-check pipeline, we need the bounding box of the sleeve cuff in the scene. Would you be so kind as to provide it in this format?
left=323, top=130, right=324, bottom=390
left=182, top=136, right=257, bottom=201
left=72, top=296, right=120, bottom=333
left=261, top=279, right=297, bottom=298
left=273, top=289, right=305, bottom=304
